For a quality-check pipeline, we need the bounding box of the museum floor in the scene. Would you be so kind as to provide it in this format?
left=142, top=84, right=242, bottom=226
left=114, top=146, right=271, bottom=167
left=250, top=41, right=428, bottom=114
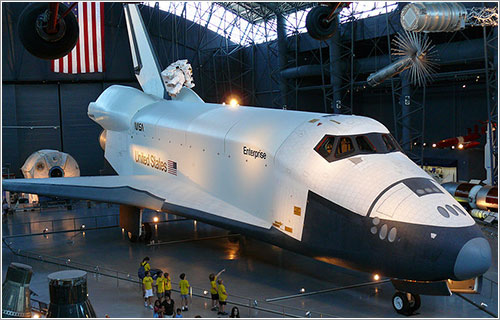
left=2, top=202, right=498, bottom=318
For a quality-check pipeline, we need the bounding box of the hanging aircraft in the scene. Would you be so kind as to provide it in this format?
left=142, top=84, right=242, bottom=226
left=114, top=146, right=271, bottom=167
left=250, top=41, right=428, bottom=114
left=3, top=4, right=492, bottom=316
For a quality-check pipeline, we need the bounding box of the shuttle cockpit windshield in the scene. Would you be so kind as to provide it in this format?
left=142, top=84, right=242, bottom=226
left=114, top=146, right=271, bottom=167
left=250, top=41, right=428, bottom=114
left=315, top=133, right=402, bottom=162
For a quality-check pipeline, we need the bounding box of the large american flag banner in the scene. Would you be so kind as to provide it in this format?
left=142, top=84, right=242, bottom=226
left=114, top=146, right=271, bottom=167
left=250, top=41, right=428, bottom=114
left=51, top=2, right=105, bottom=73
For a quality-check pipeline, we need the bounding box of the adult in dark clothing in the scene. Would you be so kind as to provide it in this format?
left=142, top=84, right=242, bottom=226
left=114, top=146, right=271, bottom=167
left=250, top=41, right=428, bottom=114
left=230, top=306, right=240, bottom=318
left=162, top=295, right=175, bottom=317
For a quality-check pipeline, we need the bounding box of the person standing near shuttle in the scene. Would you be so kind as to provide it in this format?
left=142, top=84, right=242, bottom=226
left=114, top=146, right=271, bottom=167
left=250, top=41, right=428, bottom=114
left=3, top=3, right=491, bottom=316
left=156, top=270, right=166, bottom=300
left=217, top=278, right=228, bottom=316
left=164, top=272, right=172, bottom=298
left=179, top=273, right=190, bottom=311
left=143, top=271, right=155, bottom=309
left=209, top=269, right=225, bottom=311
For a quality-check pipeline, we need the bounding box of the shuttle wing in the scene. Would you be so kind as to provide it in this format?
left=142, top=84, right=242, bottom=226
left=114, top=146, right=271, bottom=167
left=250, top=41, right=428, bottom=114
left=2, top=175, right=271, bottom=229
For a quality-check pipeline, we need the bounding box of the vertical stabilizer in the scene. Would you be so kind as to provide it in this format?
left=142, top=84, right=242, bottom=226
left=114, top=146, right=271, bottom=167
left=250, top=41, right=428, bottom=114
left=123, top=4, right=167, bottom=99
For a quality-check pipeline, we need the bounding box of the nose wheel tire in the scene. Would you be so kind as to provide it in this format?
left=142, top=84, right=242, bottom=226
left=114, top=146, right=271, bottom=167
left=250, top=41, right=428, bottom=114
left=392, top=292, right=409, bottom=315
left=392, top=292, right=420, bottom=316
left=409, top=293, right=421, bottom=313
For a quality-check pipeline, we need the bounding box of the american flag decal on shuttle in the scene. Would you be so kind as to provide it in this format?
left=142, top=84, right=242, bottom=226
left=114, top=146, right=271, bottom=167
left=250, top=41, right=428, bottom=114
left=167, top=160, right=177, bottom=176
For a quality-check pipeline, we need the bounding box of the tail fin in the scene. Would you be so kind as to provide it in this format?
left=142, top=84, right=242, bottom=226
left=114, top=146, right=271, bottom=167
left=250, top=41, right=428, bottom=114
left=123, top=4, right=167, bottom=99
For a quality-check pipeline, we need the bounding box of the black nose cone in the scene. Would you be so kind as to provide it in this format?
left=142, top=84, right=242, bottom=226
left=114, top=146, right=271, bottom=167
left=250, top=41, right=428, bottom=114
left=454, top=237, right=492, bottom=280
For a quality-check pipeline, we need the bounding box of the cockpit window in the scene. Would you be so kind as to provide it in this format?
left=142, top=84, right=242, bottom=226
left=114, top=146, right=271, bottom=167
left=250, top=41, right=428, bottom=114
left=382, top=134, right=396, bottom=151
left=315, top=136, right=336, bottom=159
left=314, top=132, right=402, bottom=162
left=387, top=134, right=403, bottom=151
left=335, top=137, right=355, bottom=157
left=356, top=136, right=376, bottom=153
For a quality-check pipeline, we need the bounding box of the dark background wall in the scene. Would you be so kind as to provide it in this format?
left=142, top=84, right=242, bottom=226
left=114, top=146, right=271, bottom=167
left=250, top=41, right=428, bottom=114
left=2, top=2, right=493, bottom=181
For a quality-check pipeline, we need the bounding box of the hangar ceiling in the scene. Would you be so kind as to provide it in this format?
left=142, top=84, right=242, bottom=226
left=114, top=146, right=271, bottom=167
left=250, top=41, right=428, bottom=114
left=148, top=1, right=397, bottom=45
left=215, top=2, right=314, bottom=23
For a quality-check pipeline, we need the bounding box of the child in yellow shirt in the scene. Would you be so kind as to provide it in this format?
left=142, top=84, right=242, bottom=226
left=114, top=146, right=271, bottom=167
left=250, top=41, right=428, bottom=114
left=142, top=271, right=154, bottom=309
left=179, top=273, right=190, bottom=311
left=156, top=271, right=166, bottom=299
left=165, top=272, right=172, bottom=298
left=217, top=278, right=228, bottom=315
left=209, top=269, right=225, bottom=311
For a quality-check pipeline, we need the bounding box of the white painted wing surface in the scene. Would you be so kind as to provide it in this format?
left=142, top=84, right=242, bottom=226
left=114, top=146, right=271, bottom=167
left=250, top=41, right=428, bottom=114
left=2, top=175, right=271, bottom=229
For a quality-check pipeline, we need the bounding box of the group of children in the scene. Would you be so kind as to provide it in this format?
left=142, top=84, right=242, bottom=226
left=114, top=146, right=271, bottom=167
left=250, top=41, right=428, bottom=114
left=139, top=258, right=231, bottom=317
left=209, top=269, right=228, bottom=315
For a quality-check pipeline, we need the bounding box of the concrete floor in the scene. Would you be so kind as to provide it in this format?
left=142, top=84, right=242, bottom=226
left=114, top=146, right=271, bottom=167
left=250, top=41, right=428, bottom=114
left=2, top=202, right=498, bottom=318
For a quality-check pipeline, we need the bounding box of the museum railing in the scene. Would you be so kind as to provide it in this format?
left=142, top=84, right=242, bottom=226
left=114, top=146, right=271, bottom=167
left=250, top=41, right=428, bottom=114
left=2, top=214, right=119, bottom=237
left=3, top=239, right=340, bottom=318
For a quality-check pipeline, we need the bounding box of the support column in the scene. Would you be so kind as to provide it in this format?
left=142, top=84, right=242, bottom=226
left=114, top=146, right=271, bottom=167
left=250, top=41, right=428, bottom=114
left=329, top=16, right=342, bottom=114
left=483, top=26, right=498, bottom=185
left=276, top=12, right=288, bottom=109
left=400, top=72, right=411, bottom=152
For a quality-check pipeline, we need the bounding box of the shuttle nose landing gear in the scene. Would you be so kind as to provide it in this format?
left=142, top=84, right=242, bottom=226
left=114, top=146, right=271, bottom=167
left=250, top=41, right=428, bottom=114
left=392, top=291, right=421, bottom=316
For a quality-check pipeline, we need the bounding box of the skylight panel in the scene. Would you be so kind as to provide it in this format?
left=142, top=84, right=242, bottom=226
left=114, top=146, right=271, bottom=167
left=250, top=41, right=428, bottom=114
left=144, top=2, right=398, bottom=46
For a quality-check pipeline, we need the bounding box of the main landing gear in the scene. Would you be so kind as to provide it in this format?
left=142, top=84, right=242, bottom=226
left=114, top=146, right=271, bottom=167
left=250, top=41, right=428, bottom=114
left=120, top=205, right=152, bottom=243
left=392, top=291, right=421, bottom=316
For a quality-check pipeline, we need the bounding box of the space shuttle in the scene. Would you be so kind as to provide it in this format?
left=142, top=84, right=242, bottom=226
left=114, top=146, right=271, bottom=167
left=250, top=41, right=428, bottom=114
left=3, top=4, right=492, bottom=315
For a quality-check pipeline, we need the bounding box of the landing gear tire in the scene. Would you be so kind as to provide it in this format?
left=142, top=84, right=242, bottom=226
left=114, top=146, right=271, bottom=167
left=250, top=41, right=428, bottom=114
left=305, top=5, right=339, bottom=41
left=409, top=293, right=421, bottom=313
left=18, top=2, right=79, bottom=60
left=392, top=292, right=420, bottom=316
left=392, top=292, right=410, bottom=315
